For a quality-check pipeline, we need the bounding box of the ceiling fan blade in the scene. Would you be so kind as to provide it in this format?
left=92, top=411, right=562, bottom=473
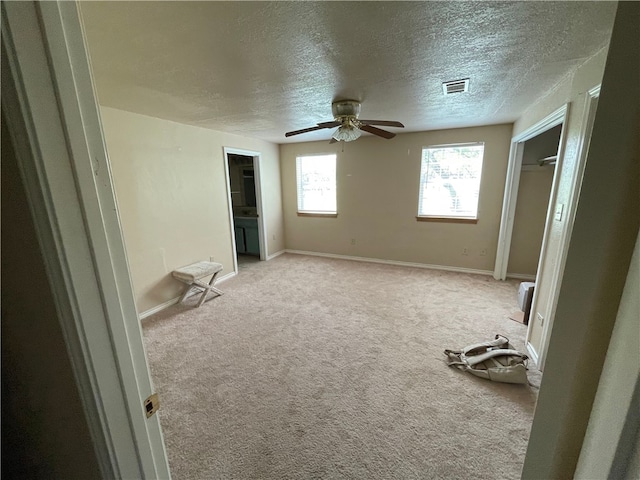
left=285, top=125, right=327, bottom=137
left=317, top=121, right=341, bottom=128
left=329, top=137, right=338, bottom=144
left=285, top=121, right=341, bottom=137
left=360, top=124, right=396, bottom=139
left=359, top=120, right=405, bottom=128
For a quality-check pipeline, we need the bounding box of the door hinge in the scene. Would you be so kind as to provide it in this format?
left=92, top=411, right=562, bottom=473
left=144, top=393, right=159, bottom=418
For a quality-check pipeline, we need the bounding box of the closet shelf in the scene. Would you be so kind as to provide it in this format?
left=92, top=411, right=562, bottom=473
left=538, top=155, right=557, bottom=166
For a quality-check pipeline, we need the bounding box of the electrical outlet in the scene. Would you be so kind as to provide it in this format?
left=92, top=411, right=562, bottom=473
left=479, top=248, right=487, bottom=256
left=351, top=238, right=356, bottom=245
left=272, top=234, right=276, bottom=241
left=537, top=312, right=544, bottom=326
left=209, top=256, right=215, bottom=262
left=462, top=247, right=469, bottom=255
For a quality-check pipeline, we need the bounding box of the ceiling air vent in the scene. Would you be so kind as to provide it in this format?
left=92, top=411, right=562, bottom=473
left=442, top=78, right=470, bottom=95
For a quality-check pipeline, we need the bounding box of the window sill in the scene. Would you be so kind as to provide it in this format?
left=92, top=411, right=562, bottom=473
left=297, top=212, right=338, bottom=218
left=416, top=216, right=478, bottom=224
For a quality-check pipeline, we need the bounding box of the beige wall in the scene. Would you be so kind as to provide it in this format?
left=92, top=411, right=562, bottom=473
left=522, top=2, right=640, bottom=477
left=1, top=118, right=101, bottom=479
left=280, top=125, right=512, bottom=271
left=575, top=229, right=639, bottom=479
left=507, top=167, right=554, bottom=276
left=513, top=46, right=609, bottom=356
left=100, top=107, right=284, bottom=314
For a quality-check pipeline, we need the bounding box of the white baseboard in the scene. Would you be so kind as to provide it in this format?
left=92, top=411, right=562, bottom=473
left=138, top=270, right=237, bottom=320
left=285, top=249, right=494, bottom=276
left=507, top=273, right=537, bottom=281
left=139, top=296, right=180, bottom=320
left=526, top=341, right=539, bottom=367
left=217, top=271, right=237, bottom=283
left=266, top=250, right=286, bottom=261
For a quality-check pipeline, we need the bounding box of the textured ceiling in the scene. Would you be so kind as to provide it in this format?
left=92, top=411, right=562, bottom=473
left=79, top=1, right=616, bottom=144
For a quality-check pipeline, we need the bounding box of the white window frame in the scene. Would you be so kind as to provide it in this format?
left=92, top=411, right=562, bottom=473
left=417, top=142, right=485, bottom=222
left=295, top=154, right=337, bottom=216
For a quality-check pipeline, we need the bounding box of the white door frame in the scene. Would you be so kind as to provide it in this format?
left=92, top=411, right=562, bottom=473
left=223, top=147, right=268, bottom=273
left=533, top=86, right=601, bottom=369
left=2, top=2, right=170, bottom=478
left=494, top=104, right=569, bottom=281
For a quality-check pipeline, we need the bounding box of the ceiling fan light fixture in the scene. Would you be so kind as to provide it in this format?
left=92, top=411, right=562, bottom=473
left=332, top=124, right=362, bottom=142
left=285, top=100, right=403, bottom=142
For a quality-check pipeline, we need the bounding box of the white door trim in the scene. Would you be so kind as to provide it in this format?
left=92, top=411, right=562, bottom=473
left=2, top=2, right=170, bottom=478
left=493, top=140, right=524, bottom=279
left=223, top=147, right=268, bottom=268
left=523, top=109, right=570, bottom=352
left=536, top=86, right=601, bottom=369
left=223, top=150, right=240, bottom=275
left=494, top=104, right=569, bottom=281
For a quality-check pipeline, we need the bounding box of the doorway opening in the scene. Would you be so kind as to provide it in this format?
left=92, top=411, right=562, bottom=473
left=494, top=105, right=568, bottom=367
left=223, top=148, right=267, bottom=272
left=495, top=89, right=599, bottom=370
left=494, top=107, right=568, bottom=284
left=512, top=125, right=564, bottom=358
left=506, top=124, right=562, bottom=281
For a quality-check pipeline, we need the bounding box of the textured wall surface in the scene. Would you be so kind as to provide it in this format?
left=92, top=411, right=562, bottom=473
left=280, top=125, right=512, bottom=271
left=100, top=107, right=284, bottom=314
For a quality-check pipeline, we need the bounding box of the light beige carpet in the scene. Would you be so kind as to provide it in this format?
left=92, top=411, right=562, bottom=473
left=143, top=254, right=541, bottom=479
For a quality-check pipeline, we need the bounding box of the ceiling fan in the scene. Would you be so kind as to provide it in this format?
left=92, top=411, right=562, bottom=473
left=285, top=100, right=404, bottom=143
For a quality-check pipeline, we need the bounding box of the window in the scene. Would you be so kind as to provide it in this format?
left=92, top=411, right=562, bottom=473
left=417, top=143, right=484, bottom=220
left=296, top=154, right=337, bottom=215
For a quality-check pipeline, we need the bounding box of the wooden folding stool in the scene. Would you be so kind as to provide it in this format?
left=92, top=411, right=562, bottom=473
left=172, top=261, right=224, bottom=308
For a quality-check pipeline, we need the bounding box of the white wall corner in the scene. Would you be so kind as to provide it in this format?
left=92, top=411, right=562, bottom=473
left=266, top=250, right=286, bottom=260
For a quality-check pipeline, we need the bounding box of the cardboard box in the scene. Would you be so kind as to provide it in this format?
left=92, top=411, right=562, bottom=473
left=518, top=282, right=535, bottom=325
